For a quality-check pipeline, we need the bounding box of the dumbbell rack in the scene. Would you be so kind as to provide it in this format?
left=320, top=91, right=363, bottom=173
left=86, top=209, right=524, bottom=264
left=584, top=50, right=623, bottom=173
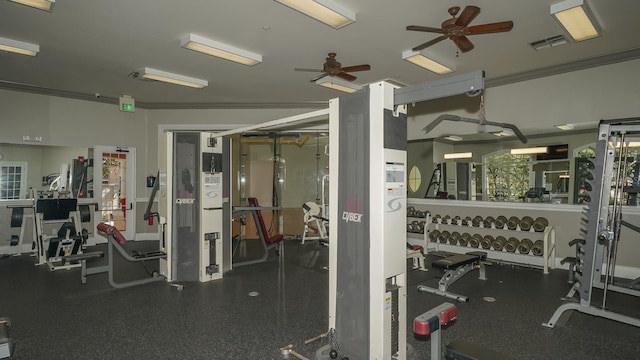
left=423, top=218, right=556, bottom=274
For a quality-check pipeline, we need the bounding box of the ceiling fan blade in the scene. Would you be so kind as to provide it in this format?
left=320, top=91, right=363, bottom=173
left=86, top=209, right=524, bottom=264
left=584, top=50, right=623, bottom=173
left=406, top=25, right=446, bottom=34
left=295, top=68, right=324, bottom=72
left=337, top=72, right=357, bottom=81
left=453, top=35, right=474, bottom=53
left=341, top=64, right=371, bottom=72
left=310, top=73, right=329, bottom=82
left=412, top=35, right=448, bottom=51
left=455, top=5, right=480, bottom=27
left=466, top=21, right=514, bottom=35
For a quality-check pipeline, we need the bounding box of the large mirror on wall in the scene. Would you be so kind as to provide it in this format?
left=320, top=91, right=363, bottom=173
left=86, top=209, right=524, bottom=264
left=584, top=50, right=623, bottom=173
left=406, top=129, right=610, bottom=206
left=0, top=143, right=92, bottom=201
left=235, top=130, right=329, bottom=238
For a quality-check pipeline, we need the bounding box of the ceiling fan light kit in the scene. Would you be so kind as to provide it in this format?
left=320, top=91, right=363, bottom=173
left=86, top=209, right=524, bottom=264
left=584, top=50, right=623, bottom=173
left=0, top=36, right=39, bottom=56
left=139, top=67, right=208, bottom=89
left=275, top=0, right=355, bottom=29
left=550, top=0, right=599, bottom=42
left=181, top=34, right=262, bottom=66
left=8, top=0, right=54, bottom=11
left=402, top=49, right=454, bottom=74
left=315, top=75, right=361, bottom=93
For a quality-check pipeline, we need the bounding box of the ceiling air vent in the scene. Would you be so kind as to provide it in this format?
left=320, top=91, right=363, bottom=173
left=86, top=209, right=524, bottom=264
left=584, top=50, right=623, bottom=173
left=530, top=35, right=568, bottom=50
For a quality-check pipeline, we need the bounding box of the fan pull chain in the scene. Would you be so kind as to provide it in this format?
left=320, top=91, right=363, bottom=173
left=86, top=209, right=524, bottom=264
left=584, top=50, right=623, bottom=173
left=479, top=95, right=487, bottom=123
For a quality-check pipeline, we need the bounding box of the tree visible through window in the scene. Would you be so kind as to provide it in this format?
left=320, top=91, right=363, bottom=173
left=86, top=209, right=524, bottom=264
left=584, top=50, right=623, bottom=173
left=0, top=162, right=27, bottom=200
left=484, top=151, right=531, bottom=201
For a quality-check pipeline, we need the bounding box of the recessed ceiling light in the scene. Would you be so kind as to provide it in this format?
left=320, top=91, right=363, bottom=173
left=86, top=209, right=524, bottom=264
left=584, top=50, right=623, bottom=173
left=444, top=135, right=463, bottom=141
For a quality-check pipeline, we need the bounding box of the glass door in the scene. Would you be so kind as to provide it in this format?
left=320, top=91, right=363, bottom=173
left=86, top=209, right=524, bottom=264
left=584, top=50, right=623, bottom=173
left=93, top=146, right=136, bottom=240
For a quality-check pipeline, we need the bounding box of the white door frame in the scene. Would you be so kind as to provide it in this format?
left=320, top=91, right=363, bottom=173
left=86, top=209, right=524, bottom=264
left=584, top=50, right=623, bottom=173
left=93, top=145, right=136, bottom=240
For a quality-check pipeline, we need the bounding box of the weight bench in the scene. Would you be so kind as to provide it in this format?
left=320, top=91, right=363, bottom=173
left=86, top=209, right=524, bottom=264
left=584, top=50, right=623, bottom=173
left=414, top=303, right=517, bottom=360
left=234, top=197, right=283, bottom=267
left=417, top=251, right=487, bottom=302
left=74, top=223, right=166, bottom=289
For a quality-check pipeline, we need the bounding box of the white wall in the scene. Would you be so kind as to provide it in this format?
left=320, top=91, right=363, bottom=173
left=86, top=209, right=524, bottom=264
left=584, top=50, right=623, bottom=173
left=407, top=58, right=640, bottom=141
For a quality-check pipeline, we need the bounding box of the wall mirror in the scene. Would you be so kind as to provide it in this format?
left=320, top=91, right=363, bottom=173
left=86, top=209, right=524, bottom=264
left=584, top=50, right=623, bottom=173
left=0, top=143, right=92, bottom=201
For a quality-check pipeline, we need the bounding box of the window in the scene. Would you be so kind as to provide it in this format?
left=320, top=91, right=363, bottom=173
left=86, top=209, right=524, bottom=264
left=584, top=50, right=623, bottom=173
left=0, top=162, right=27, bottom=200
left=483, top=151, right=532, bottom=201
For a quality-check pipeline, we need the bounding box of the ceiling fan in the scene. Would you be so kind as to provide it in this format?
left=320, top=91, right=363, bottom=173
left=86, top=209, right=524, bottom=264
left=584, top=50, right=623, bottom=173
left=295, top=52, right=371, bottom=82
left=406, top=6, right=514, bottom=53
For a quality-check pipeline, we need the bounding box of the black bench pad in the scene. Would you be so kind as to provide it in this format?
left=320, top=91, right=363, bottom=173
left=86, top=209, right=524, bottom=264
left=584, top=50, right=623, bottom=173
left=446, top=340, right=517, bottom=360
left=433, top=254, right=479, bottom=269
left=61, top=251, right=104, bottom=262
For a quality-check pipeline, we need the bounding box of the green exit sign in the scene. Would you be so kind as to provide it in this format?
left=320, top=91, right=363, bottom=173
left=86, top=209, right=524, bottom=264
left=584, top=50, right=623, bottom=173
left=119, top=95, right=135, bottom=112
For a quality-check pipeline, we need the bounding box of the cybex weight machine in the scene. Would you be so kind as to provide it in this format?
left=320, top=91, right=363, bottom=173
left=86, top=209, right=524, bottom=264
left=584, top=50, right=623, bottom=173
left=158, top=132, right=231, bottom=283
left=323, top=72, right=488, bottom=360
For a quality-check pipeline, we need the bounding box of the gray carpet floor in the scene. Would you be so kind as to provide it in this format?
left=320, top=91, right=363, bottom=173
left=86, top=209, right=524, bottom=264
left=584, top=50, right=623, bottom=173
left=0, top=239, right=639, bottom=359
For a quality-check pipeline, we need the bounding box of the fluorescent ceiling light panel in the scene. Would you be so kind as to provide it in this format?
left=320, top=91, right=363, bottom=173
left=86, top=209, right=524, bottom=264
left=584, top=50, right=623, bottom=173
left=8, top=0, right=54, bottom=11
left=550, top=0, right=599, bottom=41
left=181, top=34, right=262, bottom=66
left=315, top=75, right=361, bottom=93
left=559, top=175, right=570, bottom=179
left=402, top=49, right=454, bottom=75
left=511, top=147, right=549, bottom=155
left=275, top=0, right=355, bottom=29
left=0, top=36, right=39, bottom=56
left=615, top=141, right=640, bottom=148
left=444, top=135, right=463, bottom=141
left=444, top=152, right=473, bottom=160
left=140, top=67, right=208, bottom=89
left=554, top=124, right=574, bottom=131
